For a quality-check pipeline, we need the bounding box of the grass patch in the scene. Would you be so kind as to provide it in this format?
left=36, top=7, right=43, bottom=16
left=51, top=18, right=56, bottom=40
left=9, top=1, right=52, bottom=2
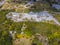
left=0, top=10, right=60, bottom=45
left=53, top=14, right=60, bottom=22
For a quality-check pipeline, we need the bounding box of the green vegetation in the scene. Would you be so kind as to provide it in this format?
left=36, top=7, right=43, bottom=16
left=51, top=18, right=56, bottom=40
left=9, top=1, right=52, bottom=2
left=30, top=2, right=51, bottom=12
left=0, top=30, right=13, bottom=45
left=0, top=10, right=60, bottom=45
left=53, top=14, right=60, bottom=22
